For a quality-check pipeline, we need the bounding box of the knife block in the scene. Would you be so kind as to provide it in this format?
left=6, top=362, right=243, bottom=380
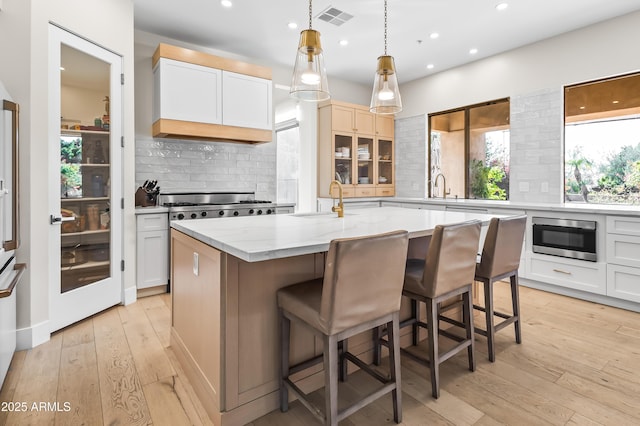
left=135, top=187, right=158, bottom=207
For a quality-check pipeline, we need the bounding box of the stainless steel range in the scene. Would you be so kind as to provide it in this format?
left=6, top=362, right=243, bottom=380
left=159, top=192, right=280, bottom=220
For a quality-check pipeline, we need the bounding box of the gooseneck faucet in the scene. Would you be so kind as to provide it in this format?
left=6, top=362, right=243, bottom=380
left=329, top=180, right=344, bottom=218
left=433, top=173, right=450, bottom=199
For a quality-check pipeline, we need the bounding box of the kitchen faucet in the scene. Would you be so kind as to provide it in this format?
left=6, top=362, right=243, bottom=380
left=433, top=173, right=450, bottom=199
left=329, top=180, right=344, bottom=218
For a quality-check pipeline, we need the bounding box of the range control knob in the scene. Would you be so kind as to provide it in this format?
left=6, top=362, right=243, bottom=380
left=257, top=209, right=263, bottom=215
left=201, top=211, right=208, bottom=217
left=219, top=210, right=225, bottom=216
left=266, top=209, right=273, bottom=215
left=249, top=209, right=255, bottom=215
left=177, top=213, right=185, bottom=220
left=191, top=213, right=197, bottom=219
left=233, top=211, right=239, bottom=216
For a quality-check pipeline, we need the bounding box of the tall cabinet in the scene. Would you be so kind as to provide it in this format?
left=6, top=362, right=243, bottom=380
left=318, top=100, right=395, bottom=198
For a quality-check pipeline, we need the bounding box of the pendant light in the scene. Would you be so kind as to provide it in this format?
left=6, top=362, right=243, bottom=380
left=370, top=0, right=402, bottom=114
left=290, top=0, right=330, bottom=101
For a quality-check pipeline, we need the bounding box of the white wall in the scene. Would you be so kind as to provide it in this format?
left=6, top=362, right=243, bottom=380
left=0, top=0, right=135, bottom=348
left=398, top=11, right=640, bottom=120
left=396, top=10, right=640, bottom=203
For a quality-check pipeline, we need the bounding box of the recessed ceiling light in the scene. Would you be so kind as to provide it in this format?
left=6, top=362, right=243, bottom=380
left=429, top=32, right=439, bottom=40
left=288, top=22, right=298, bottom=29
left=60, top=66, right=65, bottom=71
left=612, top=100, right=620, bottom=104
left=496, top=3, right=509, bottom=11
left=427, top=64, right=434, bottom=70
left=469, top=48, right=478, bottom=55
left=221, top=0, right=232, bottom=8
left=579, top=106, right=586, bottom=110
left=339, top=39, right=349, bottom=46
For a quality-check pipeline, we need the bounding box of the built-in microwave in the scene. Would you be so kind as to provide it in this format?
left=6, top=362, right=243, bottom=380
left=532, top=217, right=597, bottom=262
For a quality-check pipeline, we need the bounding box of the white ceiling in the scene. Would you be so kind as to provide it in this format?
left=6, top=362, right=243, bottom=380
left=133, top=0, right=640, bottom=86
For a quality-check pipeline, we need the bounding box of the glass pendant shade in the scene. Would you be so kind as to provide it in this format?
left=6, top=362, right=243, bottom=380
left=370, top=55, right=402, bottom=114
left=290, top=29, right=330, bottom=101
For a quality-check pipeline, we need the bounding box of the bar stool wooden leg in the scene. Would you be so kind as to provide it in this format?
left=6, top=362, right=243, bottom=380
left=411, top=298, right=419, bottom=346
left=372, top=326, right=381, bottom=366
left=339, top=339, right=348, bottom=382
left=511, top=274, right=522, bottom=344
left=463, top=290, right=476, bottom=372
left=324, top=334, right=339, bottom=426
left=387, top=314, right=402, bottom=423
left=426, top=299, right=440, bottom=399
left=279, top=308, right=290, bottom=412
left=484, top=279, right=496, bottom=362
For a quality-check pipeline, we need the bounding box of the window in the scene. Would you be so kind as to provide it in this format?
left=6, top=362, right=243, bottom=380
left=429, top=99, right=510, bottom=200
left=564, top=72, right=640, bottom=205
left=276, top=120, right=300, bottom=206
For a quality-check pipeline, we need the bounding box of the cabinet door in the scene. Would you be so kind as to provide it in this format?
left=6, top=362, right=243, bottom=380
left=331, top=105, right=355, bottom=132
left=222, top=71, right=272, bottom=130
left=136, top=229, right=168, bottom=289
left=355, top=109, right=375, bottom=134
left=333, top=132, right=355, bottom=189
left=154, top=58, right=222, bottom=124
left=376, top=137, right=394, bottom=189
left=356, top=135, right=374, bottom=187
left=607, top=264, right=640, bottom=303
left=376, top=114, right=394, bottom=138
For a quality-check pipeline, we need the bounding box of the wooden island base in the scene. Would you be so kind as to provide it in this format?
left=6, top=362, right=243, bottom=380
left=170, top=230, right=433, bottom=425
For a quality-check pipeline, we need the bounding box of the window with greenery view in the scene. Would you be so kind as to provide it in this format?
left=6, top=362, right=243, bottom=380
left=429, top=99, right=510, bottom=200
left=564, top=72, right=640, bottom=205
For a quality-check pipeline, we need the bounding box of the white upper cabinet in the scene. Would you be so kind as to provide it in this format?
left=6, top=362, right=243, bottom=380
left=153, top=58, right=222, bottom=125
left=222, top=71, right=272, bottom=130
left=151, top=43, right=273, bottom=144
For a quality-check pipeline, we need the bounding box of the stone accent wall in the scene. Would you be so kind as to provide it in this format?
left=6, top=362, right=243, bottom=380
left=509, top=88, right=564, bottom=203
left=135, top=136, right=276, bottom=200
left=394, top=115, right=427, bottom=198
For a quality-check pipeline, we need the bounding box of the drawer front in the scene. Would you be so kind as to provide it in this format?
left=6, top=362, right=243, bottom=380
left=355, top=187, right=376, bottom=197
left=330, top=186, right=355, bottom=198
left=375, top=187, right=395, bottom=197
left=606, top=233, right=640, bottom=268
left=528, top=255, right=606, bottom=295
left=607, top=264, right=640, bottom=303
left=607, top=216, right=640, bottom=237
left=137, top=213, right=169, bottom=232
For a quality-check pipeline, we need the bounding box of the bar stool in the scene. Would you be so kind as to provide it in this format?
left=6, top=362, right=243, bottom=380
left=379, top=220, right=481, bottom=399
left=278, top=230, right=409, bottom=426
left=473, top=215, right=527, bottom=362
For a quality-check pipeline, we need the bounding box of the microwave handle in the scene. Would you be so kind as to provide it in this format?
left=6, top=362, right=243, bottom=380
left=2, top=99, right=19, bottom=251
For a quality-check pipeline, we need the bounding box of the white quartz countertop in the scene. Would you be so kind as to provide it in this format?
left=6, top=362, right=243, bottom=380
left=171, top=206, right=505, bottom=262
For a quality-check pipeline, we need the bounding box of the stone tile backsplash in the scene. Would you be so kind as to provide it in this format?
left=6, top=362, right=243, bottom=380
left=135, top=136, right=276, bottom=200
left=395, top=87, right=565, bottom=204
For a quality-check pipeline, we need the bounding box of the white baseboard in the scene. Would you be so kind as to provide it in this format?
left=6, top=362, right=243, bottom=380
left=16, top=320, right=50, bottom=350
left=123, top=285, right=137, bottom=306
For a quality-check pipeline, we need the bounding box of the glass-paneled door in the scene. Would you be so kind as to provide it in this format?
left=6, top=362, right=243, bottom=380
left=48, top=25, right=122, bottom=332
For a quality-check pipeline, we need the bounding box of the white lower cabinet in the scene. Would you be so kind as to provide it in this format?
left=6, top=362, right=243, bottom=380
left=606, top=215, right=640, bottom=302
left=607, top=264, right=640, bottom=303
left=136, top=213, right=169, bottom=289
left=528, top=254, right=607, bottom=295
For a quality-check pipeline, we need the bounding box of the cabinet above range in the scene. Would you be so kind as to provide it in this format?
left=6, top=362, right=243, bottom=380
left=152, top=43, right=273, bottom=144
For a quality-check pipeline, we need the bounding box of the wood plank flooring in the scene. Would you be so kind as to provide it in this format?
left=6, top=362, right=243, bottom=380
left=1, top=283, right=639, bottom=425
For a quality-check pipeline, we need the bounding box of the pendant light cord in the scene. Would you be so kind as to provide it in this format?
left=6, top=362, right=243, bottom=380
left=309, top=0, right=313, bottom=29
left=384, top=0, right=388, bottom=55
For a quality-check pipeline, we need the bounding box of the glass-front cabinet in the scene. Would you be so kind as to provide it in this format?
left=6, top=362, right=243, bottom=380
left=319, top=100, right=395, bottom=198
left=60, top=129, right=111, bottom=293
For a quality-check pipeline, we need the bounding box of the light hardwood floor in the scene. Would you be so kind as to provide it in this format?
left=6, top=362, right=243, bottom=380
left=1, top=283, right=640, bottom=425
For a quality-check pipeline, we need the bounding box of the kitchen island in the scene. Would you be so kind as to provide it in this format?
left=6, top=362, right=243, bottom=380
left=169, top=206, right=504, bottom=425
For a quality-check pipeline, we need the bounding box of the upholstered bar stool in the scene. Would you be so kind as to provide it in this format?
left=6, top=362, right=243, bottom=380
left=278, top=230, right=409, bottom=426
left=381, top=220, right=481, bottom=399
left=473, top=215, right=527, bottom=362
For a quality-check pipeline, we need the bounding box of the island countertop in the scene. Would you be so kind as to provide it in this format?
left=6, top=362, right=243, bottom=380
left=170, top=206, right=503, bottom=262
